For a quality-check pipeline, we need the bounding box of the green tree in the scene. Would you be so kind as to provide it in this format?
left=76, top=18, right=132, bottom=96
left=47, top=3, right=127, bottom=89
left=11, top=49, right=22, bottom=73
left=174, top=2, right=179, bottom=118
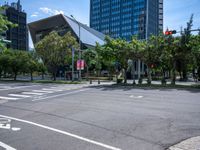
left=129, top=37, right=146, bottom=84
left=190, top=33, right=200, bottom=80
left=0, top=50, right=11, bottom=79
left=37, top=62, right=47, bottom=80
left=101, top=36, right=117, bottom=80
left=35, top=31, right=78, bottom=80
left=6, top=50, right=29, bottom=81
left=82, top=48, right=97, bottom=79
left=142, top=35, right=160, bottom=84
left=176, top=14, right=194, bottom=81
left=26, top=51, right=40, bottom=81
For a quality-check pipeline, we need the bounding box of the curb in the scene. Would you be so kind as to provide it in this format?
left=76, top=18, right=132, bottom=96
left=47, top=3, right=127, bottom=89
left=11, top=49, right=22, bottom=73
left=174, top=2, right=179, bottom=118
left=168, top=136, right=200, bottom=150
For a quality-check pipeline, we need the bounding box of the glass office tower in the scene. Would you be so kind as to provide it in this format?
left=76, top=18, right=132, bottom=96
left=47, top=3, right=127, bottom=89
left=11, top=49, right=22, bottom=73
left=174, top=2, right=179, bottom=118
left=90, top=0, right=163, bottom=41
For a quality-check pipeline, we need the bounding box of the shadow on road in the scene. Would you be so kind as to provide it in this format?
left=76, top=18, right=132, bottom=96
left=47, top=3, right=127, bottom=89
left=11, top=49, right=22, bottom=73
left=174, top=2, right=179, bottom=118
left=87, top=84, right=200, bottom=93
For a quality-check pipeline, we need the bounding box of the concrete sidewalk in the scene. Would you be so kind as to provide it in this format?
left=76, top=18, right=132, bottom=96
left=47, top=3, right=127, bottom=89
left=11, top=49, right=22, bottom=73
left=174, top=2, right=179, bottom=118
left=168, top=136, right=200, bottom=150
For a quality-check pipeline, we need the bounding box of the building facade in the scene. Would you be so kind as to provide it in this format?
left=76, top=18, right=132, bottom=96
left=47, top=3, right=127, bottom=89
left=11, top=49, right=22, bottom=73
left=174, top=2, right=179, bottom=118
left=3, top=0, right=28, bottom=50
left=28, top=14, right=105, bottom=49
left=90, top=0, right=163, bottom=41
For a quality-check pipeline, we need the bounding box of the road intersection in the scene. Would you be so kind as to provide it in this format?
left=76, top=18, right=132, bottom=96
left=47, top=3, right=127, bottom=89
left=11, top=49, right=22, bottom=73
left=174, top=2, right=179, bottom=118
left=0, top=82, right=200, bottom=150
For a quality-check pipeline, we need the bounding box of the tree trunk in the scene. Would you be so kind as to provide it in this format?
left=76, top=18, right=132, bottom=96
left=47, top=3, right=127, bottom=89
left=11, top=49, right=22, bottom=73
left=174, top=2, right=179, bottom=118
left=182, top=69, right=187, bottom=81
left=86, top=66, right=89, bottom=81
left=132, top=61, right=136, bottom=84
left=171, top=61, right=176, bottom=85
left=147, top=67, right=152, bottom=85
left=0, top=71, right=2, bottom=80
left=14, top=72, right=17, bottom=81
left=30, top=72, right=33, bottom=81
left=124, top=68, right=127, bottom=84
left=161, top=69, right=166, bottom=85
left=97, top=70, right=100, bottom=84
left=42, top=73, right=44, bottom=80
left=53, top=72, right=56, bottom=81
left=116, top=71, right=119, bottom=84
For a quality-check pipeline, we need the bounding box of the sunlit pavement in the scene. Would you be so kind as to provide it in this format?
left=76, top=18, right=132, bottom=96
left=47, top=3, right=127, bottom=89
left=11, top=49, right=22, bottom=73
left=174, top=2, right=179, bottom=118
left=0, top=82, right=200, bottom=150
left=168, top=136, right=200, bottom=150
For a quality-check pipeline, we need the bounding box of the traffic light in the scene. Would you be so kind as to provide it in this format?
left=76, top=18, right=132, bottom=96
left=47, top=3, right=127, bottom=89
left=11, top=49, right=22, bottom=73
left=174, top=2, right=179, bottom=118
left=165, top=30, right=176, bottom=35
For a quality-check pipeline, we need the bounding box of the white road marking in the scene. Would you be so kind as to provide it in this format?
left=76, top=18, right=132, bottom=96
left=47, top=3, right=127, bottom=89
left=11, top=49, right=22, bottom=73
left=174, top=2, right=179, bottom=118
left=22, top=92, right=44, bottom=96
left=42, top=88, right=63, bottom=92
left=0, top=114, right=121, bottom=150
left=32, top=90, right=53, bottom=93
left=0, top=118, right=11, bottom=129
left=129, top=95, right=143, bottom=99
left=0, top=85, right=38, bottom=91
left=32, top=89, right=88, bottom=102
left=0, top=96, right=19, bottom=100
left=8, top=94, right=31, bottom=98
left=0, top=141, right=16, bottom=150
left=0, top=118, right=21, bottom=132
left=11, top=127, right=21, bottom=131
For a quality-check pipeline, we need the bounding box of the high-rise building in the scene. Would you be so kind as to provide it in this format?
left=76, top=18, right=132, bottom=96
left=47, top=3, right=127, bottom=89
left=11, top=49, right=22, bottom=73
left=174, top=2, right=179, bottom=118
left=2, top=0, right=28, bottom=50
left=90, top=0, right=163, bottom=41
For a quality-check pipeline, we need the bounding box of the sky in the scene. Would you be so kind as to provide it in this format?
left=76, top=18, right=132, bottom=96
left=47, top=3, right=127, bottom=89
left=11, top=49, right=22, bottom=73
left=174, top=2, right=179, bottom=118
left=1, top=0, right=200, bottom=48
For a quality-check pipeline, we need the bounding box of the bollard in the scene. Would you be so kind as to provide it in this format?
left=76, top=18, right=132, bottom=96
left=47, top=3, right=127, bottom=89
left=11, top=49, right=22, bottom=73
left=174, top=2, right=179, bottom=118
left=98, top=80, right=100, bottom=84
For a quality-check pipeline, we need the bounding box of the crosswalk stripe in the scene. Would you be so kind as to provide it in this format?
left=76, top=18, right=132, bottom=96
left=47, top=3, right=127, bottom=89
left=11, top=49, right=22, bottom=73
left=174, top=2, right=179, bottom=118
left=42, top=88, right=63, bottom=92
left=22, top=92, right=44, bottom=95
left=0, top=96, right=19, bottom=100
left=8, top=94, right=31, bottom=98
left=32, top=90, right=53, bottom=93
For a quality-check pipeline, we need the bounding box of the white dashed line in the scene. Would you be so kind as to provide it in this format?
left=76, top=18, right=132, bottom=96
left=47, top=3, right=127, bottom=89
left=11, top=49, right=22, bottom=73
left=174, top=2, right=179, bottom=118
left=0, top=85, right=38, bottom=91
left=8, top=94, right=31, bottom=98
left=129, top=95, right=143, bottom=99
left=22, top=92, right=44, bottom=96
left=0, top=141, right=16, bottom=150
left=32, top=90, right=54, bottom=93
left=0, top=96, right=19, bottom=100
left=42, top=88, right=63, bottom=92
left=0, top=114, right=121, bottom=150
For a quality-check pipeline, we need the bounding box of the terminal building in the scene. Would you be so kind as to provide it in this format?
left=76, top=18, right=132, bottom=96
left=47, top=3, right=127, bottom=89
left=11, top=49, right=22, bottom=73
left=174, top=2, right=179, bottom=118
left=28, top=14, right=105, bottom=49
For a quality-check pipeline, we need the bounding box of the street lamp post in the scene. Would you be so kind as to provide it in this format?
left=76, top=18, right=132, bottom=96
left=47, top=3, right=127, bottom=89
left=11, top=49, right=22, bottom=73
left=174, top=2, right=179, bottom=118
left=71, top=47, right=75, bottom=81
left=70, top=15, right=82, bottom=81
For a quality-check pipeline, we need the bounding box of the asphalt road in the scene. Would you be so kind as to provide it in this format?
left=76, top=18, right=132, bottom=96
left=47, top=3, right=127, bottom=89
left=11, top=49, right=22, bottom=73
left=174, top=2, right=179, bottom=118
left=0, top=82, right=200, bottom=150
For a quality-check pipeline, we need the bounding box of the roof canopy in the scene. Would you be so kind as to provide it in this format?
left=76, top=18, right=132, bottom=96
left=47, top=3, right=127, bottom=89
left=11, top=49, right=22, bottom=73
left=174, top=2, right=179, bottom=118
left=28, top=14, right=105, bottom=48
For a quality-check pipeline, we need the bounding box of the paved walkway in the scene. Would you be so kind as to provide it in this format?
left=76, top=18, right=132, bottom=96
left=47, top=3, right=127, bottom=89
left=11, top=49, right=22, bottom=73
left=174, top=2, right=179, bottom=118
left=168, top=136, right=200, bottom=150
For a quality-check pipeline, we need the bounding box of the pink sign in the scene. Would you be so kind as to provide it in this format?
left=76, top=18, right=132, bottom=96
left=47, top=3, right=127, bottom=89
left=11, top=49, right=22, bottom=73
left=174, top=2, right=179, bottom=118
left=77, top=60, right=85, bottom=70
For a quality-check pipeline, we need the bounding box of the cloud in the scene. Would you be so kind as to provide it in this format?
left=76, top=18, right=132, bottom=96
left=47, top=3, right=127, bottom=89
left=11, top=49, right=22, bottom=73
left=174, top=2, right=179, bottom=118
left=39, top=7, right=64, bottom=15
left=31, top=12, right=39, bottom=18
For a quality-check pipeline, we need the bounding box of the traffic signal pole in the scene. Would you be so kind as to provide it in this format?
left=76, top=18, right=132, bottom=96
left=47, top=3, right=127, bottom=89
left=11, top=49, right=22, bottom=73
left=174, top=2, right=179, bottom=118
left=165, top=29, right=200, bottom=35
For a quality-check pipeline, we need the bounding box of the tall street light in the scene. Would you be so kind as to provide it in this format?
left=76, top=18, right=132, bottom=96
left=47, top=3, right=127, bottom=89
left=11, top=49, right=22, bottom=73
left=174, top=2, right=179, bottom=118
left=70, top=15, right=82, bottom=81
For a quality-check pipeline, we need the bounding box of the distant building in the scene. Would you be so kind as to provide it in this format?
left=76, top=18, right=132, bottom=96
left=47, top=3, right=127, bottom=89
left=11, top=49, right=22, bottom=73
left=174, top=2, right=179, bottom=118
left=28, top=14, right=105, bottom=49
left=2, top=0, right=28, bottom=50
left=90, top=0, right=163, bottom=41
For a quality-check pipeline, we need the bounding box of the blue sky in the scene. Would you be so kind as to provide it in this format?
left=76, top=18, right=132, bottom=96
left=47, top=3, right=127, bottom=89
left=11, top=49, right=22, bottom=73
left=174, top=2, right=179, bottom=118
left=1, top=0, right=200, bottom=48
